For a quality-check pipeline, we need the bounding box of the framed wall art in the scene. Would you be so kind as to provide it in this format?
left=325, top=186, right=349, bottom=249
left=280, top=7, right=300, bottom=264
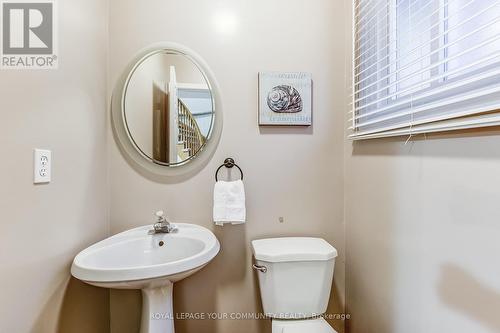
left=258, top=72, right=312, bottom=126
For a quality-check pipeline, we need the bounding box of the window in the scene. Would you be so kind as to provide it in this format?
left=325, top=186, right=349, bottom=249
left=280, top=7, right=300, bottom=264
left=350, top=0, right=500, bottom=139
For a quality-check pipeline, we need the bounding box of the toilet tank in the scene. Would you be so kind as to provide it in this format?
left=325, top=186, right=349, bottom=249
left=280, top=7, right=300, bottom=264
left=251, top=237, right=337, bottom=319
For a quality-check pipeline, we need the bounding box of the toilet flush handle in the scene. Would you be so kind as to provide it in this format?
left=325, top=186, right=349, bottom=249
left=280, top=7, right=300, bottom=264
left=252, top=264, right=267, bottom=273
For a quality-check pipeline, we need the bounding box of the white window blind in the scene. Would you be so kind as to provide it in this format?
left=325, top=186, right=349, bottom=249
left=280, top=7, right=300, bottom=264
left=350, top=0, right=500, bottom=140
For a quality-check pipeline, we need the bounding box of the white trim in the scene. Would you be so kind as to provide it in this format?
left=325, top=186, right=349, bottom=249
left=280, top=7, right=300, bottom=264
left=350, top=112, right=500, bottom=140
left=168, top=66, right=178, bottom=164
left=176, top=83, right=209, bottom=91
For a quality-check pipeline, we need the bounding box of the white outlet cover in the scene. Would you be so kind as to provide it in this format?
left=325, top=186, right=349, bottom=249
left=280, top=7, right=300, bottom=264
left=34, top=149, right=51, bottom=184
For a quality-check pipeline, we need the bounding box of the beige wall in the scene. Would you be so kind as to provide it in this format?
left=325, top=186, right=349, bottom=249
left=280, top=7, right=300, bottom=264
left=0, top=0, right=109, bottom=332
left=345, top=133, right=500, bottom=333
left=344, top=2, right=500, bottom=332
left=108, top=0, right=346, bottom=332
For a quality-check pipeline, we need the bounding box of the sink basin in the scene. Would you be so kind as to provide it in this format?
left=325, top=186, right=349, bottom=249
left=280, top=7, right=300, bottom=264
left=71, top=223, right=220, bottom=333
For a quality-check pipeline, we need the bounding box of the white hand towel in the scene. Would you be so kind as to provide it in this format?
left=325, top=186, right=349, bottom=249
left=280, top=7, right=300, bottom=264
left=213, top=179, right=246, bottom=226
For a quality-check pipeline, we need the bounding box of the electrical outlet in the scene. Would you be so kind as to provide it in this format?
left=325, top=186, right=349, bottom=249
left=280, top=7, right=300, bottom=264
left=34, top=149, right=51, bottom=184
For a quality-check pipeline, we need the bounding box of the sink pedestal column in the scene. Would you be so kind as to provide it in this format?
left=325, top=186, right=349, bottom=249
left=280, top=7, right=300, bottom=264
left=141, top=283, right=175, bottom=333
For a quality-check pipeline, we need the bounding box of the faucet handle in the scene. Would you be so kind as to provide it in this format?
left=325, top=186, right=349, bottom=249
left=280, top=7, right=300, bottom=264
left=151, top=210, right=176, bottom=234
left=155, top=210, right=166, bottom=223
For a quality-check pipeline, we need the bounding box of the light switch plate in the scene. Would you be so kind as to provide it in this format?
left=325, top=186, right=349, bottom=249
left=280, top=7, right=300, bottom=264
left=34, top=149, right=51, bottom=184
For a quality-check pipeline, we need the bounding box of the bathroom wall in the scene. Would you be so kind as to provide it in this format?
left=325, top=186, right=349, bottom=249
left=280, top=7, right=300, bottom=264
left=108, top=0, right=346, bottom=332
left=0, top=0, right=109, bottom=332
left=344, top=3, right=500, bottom=333
left=345, top=134, right=500, bottom=333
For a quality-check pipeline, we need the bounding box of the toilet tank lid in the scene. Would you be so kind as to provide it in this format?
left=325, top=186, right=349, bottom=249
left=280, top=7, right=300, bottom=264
left=251, top=237, right=338, bottom=262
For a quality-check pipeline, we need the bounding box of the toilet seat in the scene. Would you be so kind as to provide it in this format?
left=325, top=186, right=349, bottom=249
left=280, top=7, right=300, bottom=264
left=272, top=318, right=337, bottom=333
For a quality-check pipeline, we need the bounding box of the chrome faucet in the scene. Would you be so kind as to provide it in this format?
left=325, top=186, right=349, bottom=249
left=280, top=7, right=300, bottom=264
left=151, top=210, right=177, bottom=234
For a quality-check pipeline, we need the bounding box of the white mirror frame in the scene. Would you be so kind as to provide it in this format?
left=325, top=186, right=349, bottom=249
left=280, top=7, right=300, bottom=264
left=111, top=42, right=223, bottom=177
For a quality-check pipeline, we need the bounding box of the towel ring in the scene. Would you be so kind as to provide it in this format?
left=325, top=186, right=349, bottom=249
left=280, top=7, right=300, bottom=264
left=215, top=158, right=244, bottom=181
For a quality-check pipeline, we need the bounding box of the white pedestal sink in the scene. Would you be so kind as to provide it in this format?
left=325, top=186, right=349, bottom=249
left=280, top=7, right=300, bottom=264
left=71, top=224, right=220, bottom=333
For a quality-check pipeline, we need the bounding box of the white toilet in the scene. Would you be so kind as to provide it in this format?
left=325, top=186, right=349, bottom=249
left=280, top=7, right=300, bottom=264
left=251, top=237, right=338, bottom=333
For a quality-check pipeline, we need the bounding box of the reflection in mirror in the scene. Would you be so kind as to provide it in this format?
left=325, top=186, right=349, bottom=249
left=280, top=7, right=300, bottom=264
left=124, top=51, right=214, bottom=166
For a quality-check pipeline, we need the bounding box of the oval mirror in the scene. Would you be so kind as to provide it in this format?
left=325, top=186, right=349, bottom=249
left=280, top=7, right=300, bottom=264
left=112, top=43, right=222, bottom=176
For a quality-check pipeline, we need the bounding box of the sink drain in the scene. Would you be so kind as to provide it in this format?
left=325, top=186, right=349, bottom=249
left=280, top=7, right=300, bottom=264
left=159, top=241, right=164, bottom=247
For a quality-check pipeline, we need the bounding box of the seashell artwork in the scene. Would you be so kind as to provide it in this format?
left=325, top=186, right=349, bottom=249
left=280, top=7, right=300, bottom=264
left=259, top=72, right=312, bottom=126
left=267, top=85, right=303, bottom=113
